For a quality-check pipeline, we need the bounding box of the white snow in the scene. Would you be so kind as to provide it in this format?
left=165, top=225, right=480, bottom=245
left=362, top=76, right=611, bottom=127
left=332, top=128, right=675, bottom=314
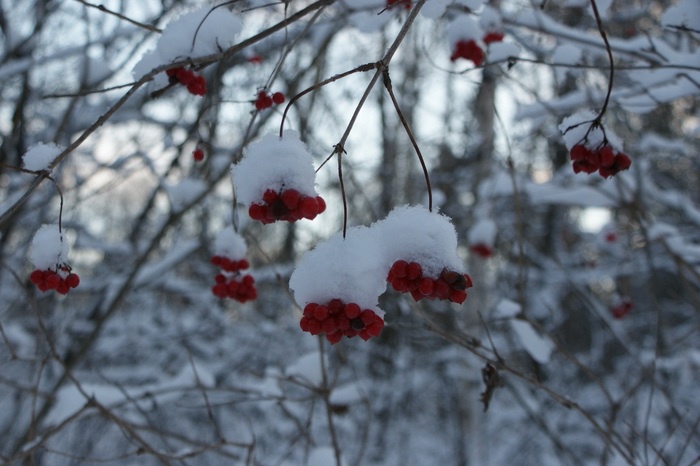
left=132, top=6, right=242, bottom=78
left=493, top=298, right=521, bottom=319
left=551, top=43, right=582, bottom=83
left=662, top=0, right=700, bottom=30
left=289, top=226, right=387, bottom=312
left=285, top=351, right=325, bottom=386
left=447, top=15, right=483, bottom=45
left=165, top=178, right=207, bottom=212
left=487, top=42, right=520, bottom=63
left=329, top=383, right=364, bottom=405
left=373, top=205, right=464, bottom=277
left=480, top=6, right=502, bottom=32
left=468, top=218, right=497, bottom=247
left=22, top=143, right=63, bottom=172
left=510, top=319, right=554, bottom=364
left=231, top=131, right=319, bottom=206
left=30, top=224, right=68, bottom=270
left=309, top=446, right=345, bottom=466
left=213, top=228, right=247, bottom=260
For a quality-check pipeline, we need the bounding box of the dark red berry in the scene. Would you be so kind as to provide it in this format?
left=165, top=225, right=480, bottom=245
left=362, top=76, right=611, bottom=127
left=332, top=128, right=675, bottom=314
left=65, top=273, right=80, bottom=288
left=272, top=92, right=285, bottom=105
left=483, top=31, right=504, bottom=44
left=281, top=189, right=301, bottom=210
left=193, top=148, right=204, bottom=162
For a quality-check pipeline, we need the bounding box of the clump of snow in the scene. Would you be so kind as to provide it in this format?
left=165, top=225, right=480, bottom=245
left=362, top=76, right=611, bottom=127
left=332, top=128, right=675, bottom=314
left=559, top=110, right=624, bottom=152
left=662, top=0, right=700, bottom=30
left=447, top=15, right=483, bottom=44
left=22, top=143, right=63, bottom=172
left=373, top=205, right=464, bottom=277
left=231, top=131, right=319, bottom=206
left=487, top=42, right=520, bottom=63
left=468, top=218, right=497, bottom=247
left=285, top=351, right=325, bottom=386
left=213, top=228, right=247, bottom=259
left=165, top=178, right=207, bottom=212
left=492, top=298, right=521, bottom=319
left=510, top=319, right=554, bottom=364
left=30, top=224, right=68, bottom=270
left=132, top=6, right=242, bottom=78
left=309, top=447, right=345, bottom=466
left=289, top=226, right=387, bottom=312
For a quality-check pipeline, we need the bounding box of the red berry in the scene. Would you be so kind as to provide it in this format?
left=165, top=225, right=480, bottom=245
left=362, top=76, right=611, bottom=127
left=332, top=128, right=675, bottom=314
left=391, top=260, right=409, bottom=278
left=360, top=309, right=376, bottom=326
left=598, top=146, right=615, bottom=168
left=299, top=196, right=319, bottom=219
left=315, top=196, right=326, bottom=214
left=30, top=270, right=45, bottom=285
left=326, top=332, right=343, bottom=344
left=249, top=204, right=266, bottom=221
left=344, top=303, right=361, bottom=319
left=449, top=289, right=467, bottom=304
left=314, top=305, right=329, bottom=321
left=303, top=303, right=317, bottom=317
left=193, top=148, right=204, bottom=162
left=65, top=273, right=80, bottom=288
left=407, top=262, right=422, bottom=280
left=470, top=243, right=493, bottom=258
left=175, top=68, right=194, bottom=85
left=238, top=259, right=250, bottom=270
left=569, top=144, right=588, bottom=161
left=308, top=320, right=322, bottom=335
left=300, top=316, right=311, bottom=331
left=45, top=272, right=60, bottom=290
left=263, top=189, right=279, bottom=204
left=281, top=189, right=301, bottom=210
left=272, top=92, right=285, bottom=105
left=614, top=153, right=632, bottom=170
left=418, top=278, right=434, bottom=296
left=483, top=31, right=504, bottom=44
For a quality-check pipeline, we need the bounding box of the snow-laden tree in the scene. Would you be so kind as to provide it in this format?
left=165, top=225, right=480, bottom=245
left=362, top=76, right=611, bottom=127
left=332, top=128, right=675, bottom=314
left=1, top=0, right=699, bottom=465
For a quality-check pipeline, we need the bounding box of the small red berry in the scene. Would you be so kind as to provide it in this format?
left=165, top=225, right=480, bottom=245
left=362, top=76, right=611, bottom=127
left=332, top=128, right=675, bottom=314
left=483, top=31, right=505, bottom=44
left=193, top=148, right=204, bottom=162
left=249, top=204, right=266, bottom=220
left=407, top=262, right=422, bottom=280
left=263, top=189, right=279, bottom=204
left=272, top=92, right=285, bottom=105
left=65, top=273, right=80, bottom=289
left=570, top=144, right=588, bottom=161
left=344, top=303, right=361, bottom=319
left=299, top=196, right=319, bottom=219
left=281, top=189, right=301, bottom=210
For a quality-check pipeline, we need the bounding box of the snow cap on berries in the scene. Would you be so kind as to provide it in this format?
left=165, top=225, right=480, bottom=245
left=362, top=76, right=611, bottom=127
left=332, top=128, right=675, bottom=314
left=289, top=226, right=387, bottom=315
left=214, top=228, right=247, bottom=260
left=373, top=205, right=463, bottom=278
left=468, top=218, right=497, bottom=248
left=133, top=6, right=242, bottom=78
left=479, top=6, right=503, bottom=32
left=558, top=110, right=624, bottom=152
left=231, top=131, right=319, bottom=206
left=447, top=15, right=483, bottom=45
left=22, top=143, right=63, bottom=172
left=30, top=224, right=68, bottom=270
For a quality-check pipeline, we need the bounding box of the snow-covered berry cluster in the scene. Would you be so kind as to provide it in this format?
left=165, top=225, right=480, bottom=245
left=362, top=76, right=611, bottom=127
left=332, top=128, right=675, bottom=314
left=210, top=229, right=257, bottom=303
left=300, top=299, right=385, bottom=344
left=248, top=188, right=326, bottom=224
left=468, top=218, right=497, bottom=259
left=569, top=143, right=631, bottom=178
left=611, top=299, right=633, bottom=319
left=166, top=67, right=207, bottom=96
left=254, top=90, right=285, bottom=111
left=30, top=267, right=80, bottom=294
left=450, top=39, right=485, bottom=66
left=193, top=147, right=205, bottom=162
left=386, top=0, right=411, bottom=10
left=232, top=131, right=326, bottom=225
left=387, top=260, right=472, bottom=304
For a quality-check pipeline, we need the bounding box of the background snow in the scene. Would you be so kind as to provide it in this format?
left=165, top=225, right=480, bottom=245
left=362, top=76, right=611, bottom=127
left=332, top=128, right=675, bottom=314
left=165, top=178, right=207, bottom=212
left=22, top=143, right=62, bottom=171
left=468, top=218, right=497, bottom=247
left=30, top=224, right=68, bottom=270
left=232, top=131, right=319, bottom=206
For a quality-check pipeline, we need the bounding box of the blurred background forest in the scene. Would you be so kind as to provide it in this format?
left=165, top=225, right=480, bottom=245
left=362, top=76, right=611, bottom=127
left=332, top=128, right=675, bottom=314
left=0, top=0, right=699, bottom=465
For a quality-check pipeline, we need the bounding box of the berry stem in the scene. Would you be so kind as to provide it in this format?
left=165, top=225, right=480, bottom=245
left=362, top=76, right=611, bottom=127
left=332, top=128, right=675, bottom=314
left=589, top=0, right=614, bottom=122
left=382, top=69, right=432, bottom=212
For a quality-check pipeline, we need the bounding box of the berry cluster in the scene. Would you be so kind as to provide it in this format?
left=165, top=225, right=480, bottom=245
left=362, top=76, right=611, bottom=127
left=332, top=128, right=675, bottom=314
left=387, top=0, right=411, bottom=10
left=166, top=67, right=207, bottom=96
left=299, top=299, right=385, bottom=344
left=483, top=31, right=505, bottom=44
left=387, top=260, right=473, bottom=304
left=254, top=90, right=285, bottom=111
left=569, top=144, right=631, bottom=178
left=193, top=148, right=204, bottom=162
left=450, top=40, right=485, bottom=66
left=30, top=268, right=80, bottom=295
left=210, top=255, right=257, bottom=303
left=248, top=188, right=326, bottom=224
left=610, top=299, right=633, bottom=319
left=470, top=244, right=493, bottom=258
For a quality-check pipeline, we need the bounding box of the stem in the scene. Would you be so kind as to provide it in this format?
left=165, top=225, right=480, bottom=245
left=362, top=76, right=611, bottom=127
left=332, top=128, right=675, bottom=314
left=589, top=0, right=614, bottom=121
